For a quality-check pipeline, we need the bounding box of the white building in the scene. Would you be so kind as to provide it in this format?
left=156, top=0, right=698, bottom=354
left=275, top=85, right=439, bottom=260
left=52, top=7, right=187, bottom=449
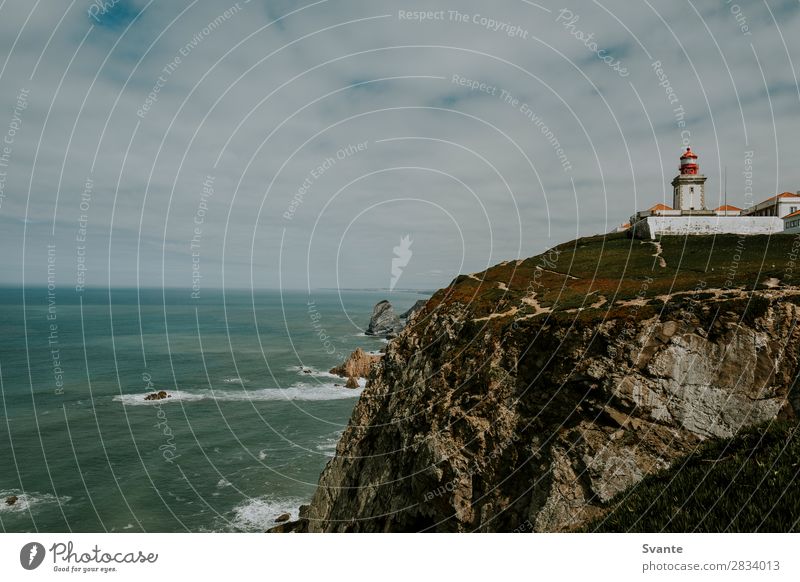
left=783, top=210, right=800, bottom=234
left=630, top=148, right=785, bottom=239
left=742, top=192, right=800, bottom=218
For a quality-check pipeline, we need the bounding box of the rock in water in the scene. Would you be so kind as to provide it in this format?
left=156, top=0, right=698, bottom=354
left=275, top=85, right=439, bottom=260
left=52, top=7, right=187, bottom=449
left=400, top=299, right=427, bottom=322
left=274, top=513, right=291, bottom=523
left=5, top=495, right=18, bottom=506
left=365, top=300, right=402, bottom=337
left=330, top=348, right=380, bottom=379
left=144, top=390, right=170, bottom=401
left=268, top=519, right=309, bottom=533
left=344, top=376, right=359, bottom=389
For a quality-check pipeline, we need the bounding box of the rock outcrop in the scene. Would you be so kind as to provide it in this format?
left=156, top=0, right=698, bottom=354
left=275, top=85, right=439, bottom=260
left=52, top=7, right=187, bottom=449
left=144, top=390, right=170, bottom=401
left=365, top=300, right=403, bottom=337
left=5, top=495, right=17, bottom=506
left=400, top=299, right=428, bottom=322
left=329, top=348, right=381, bottom=380
left=288, top=234, right=800, bottom=532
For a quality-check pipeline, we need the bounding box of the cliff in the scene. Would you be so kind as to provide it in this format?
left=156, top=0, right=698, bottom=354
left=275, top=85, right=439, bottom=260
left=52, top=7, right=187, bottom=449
left=293, top=233, right=800, bottom=532
left=400, top=299, right=428, bottom=322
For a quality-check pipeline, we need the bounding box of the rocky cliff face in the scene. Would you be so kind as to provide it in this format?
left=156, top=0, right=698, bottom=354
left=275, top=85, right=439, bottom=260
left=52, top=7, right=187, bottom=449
left=291, top=234, right=800, bottom=532
left=400, top=299, right=428, bottom=322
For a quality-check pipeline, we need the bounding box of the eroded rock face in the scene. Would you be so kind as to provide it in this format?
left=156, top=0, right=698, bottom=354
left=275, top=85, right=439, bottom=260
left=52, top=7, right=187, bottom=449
left=365, top=301, right=403, bottom=337
left=329, top=348, right=381, bottom=380
left=299, top=291, right=800, bottom=532
left=400, top=300, right=428, bottom=322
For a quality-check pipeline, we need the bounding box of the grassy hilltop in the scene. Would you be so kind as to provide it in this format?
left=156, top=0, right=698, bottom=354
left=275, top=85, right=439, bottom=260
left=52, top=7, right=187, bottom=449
left=428, top=232, right=800, bottom=326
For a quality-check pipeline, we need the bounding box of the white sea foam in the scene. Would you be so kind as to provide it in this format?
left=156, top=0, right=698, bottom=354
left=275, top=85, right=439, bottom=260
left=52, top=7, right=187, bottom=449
left=257, top=450, right=268, bottom=461
left=0, top=489, right=71, bottom=514
left=315, top=430, right=344, bottom=457
left=225, top=496, right=305, bottom=532
left=217, top=478, right=232, bottom=489
left=113, top=383, right=363, bottom=406
left=222, top=377, right=248, bottom=385
left=286, top=365, right=340, bottom=380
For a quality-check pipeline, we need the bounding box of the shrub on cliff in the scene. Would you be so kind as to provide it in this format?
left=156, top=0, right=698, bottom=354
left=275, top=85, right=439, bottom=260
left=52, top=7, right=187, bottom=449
left=587, top=420, right=800, bottom=532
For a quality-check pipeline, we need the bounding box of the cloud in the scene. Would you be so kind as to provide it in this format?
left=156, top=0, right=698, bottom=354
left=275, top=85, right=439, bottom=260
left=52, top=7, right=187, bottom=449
left=0, top=0, right=798, bottom=290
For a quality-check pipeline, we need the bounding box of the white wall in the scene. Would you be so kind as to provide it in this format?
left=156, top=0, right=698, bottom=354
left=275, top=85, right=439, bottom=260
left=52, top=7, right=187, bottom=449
left=633, top=216, right=784, bottom=239
left=778, top=200, right=800, bottom=218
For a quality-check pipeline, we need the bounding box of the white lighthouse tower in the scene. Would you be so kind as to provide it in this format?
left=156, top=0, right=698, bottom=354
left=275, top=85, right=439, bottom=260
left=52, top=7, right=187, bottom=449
left=671, top=147, right=707, bottom=211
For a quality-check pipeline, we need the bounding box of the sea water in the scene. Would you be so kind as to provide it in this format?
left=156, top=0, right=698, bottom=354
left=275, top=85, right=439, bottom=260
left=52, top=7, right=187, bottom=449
left=0, top=287, right=424, bottom=532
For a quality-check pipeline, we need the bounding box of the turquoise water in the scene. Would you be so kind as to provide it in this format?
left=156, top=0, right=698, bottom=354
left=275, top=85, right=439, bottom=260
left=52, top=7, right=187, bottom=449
left=0, top=287, right=424, bottom=532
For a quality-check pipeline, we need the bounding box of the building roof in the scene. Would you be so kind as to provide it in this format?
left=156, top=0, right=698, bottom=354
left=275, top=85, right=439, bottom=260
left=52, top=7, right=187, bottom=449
left=714, top=204, right=742, bottom=211
left=746, top=191, right=800, bottom=212
left=768, top=192, right=800, bottom=201
left=648, top=203, right=673, bottom=211
left=680, top=147, right=697, bottom=159
left=783, top=209, right=800, bottom=220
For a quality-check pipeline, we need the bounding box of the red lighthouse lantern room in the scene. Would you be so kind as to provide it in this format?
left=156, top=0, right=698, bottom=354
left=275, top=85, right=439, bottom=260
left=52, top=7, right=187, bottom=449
left=680, top=147, right=699, bottom=175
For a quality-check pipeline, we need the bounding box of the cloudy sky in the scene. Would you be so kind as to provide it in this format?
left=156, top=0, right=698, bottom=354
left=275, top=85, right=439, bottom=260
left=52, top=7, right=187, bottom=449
left=0, top=0, right=798, bottom=291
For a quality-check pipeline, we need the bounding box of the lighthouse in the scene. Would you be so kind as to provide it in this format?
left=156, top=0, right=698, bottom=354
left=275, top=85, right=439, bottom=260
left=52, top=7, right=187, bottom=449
left=671, top=147, right=707, bottom=211
left=628, top=145, right=786, bottom=238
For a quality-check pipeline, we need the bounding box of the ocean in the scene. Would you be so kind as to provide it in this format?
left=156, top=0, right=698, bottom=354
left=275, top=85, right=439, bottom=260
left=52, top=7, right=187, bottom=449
left=0, top=287, right=425, bottom=532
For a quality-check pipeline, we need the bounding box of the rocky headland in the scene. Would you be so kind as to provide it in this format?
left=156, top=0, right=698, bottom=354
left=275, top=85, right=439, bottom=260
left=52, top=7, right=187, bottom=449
left=276, top=233, right=800, bottom=532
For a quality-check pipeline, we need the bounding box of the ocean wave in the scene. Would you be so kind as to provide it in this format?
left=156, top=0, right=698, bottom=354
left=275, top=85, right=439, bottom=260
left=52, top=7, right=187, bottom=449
left=0, top=489, right=71, bottom=514
left=222, top=377, right=248, bottom=385
left=315, top=430, right=344, bottom=457
left=113, top=383, right=363, bottom=406
left=224, top=495, right=305, bottom=532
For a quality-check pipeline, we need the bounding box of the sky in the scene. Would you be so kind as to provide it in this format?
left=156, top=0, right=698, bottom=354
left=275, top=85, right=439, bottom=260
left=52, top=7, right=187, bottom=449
left=0, top=0, right=798, bottom=291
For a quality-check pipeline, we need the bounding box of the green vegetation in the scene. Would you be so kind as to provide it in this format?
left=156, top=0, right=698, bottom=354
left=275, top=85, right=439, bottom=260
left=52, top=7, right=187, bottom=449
left=428, top=232, right=800, bottom=323
left=586, top=420, right=800, bottom=532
